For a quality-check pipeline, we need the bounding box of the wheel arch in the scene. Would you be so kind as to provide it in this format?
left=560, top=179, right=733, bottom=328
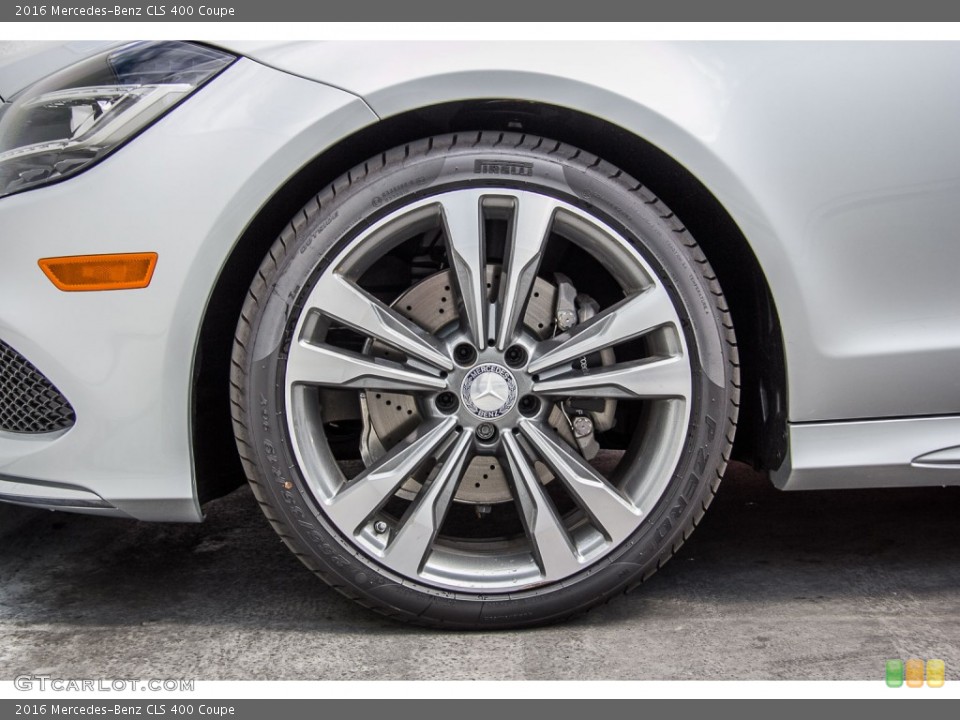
left=192, top=99, right=787, bottom=504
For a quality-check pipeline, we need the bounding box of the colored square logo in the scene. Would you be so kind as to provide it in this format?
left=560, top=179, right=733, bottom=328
left=927, top=659, right=945, bottom=688
left=886, top=659, right=904, bottom=688
left=905, top=658, right=925, bottom=687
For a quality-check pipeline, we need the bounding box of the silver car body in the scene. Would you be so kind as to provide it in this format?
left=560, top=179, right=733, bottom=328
left=1, top=41, right=958, bottom=520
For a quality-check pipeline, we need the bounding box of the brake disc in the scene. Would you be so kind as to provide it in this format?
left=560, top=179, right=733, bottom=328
left=363, top=265, right=560, bottom=504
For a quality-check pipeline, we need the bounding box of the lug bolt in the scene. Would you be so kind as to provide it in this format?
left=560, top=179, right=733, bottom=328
left=475, top=423, right=497, bottom=442
left=435, top=391, right=458, bottom=413
left=374, top=521, right=388, bottom=534
left=453, top=343, right=477, bottom=365
left=504, top=344, right=528, bottom=368
left=518, top=395, right=541, bottom=417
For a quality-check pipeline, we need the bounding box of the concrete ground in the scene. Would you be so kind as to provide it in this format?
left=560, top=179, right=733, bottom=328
left=1, top=463, right=958, bottom=681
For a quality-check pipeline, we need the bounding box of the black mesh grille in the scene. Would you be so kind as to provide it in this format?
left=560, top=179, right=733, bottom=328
left=0, top=339, right=75, bottom=434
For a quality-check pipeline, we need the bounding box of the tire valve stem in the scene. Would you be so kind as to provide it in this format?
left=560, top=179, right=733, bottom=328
left=374, top=520, right=388, bottom=534
left=475, top=504, right=492, bottom=520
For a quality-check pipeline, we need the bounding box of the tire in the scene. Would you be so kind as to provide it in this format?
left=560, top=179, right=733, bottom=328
left=231, top=132, right=739, bottom=629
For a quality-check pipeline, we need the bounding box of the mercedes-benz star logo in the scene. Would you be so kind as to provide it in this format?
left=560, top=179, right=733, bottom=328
left=473, top=373, right=509, bottom=406
left=461, top=363, right=518, bottom=419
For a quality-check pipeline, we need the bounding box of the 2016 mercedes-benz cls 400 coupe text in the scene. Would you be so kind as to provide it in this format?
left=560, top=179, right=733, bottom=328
left=1, top=40, right=958, bottom=628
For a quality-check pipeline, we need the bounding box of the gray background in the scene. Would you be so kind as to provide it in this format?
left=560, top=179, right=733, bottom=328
left=2, top=462, right=958, bottom=681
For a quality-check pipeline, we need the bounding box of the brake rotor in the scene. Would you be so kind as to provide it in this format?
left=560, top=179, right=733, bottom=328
left=364, top=265, right=560, bottom=504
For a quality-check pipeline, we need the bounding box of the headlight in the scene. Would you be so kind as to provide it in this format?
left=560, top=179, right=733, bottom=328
left=0, top=41, right=234, bottom=200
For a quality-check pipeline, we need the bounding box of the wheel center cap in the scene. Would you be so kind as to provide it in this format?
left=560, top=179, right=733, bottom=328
left=461, top=363, right=518, bottom=419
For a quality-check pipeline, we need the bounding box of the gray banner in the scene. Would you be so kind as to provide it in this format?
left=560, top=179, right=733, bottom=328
left=4, top=0, right=960, bottom=21
left=1, top=699, right=959, bottom=717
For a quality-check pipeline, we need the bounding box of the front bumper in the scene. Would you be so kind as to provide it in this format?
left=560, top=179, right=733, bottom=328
left=0, top=57, right=375, bottom=520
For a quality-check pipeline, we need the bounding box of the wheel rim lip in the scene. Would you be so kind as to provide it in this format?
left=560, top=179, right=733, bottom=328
left=282, top=186, right=693, bottom=592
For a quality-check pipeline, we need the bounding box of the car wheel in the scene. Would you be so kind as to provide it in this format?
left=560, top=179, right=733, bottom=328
left=231, top=132, right=739, bottom=628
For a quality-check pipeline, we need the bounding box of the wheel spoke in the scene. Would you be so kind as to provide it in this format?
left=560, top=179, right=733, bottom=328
left=527, top=284, right=678, bottom=374
left=518, top=419, right=641, bottom=542
left=502, top=431, right=583, bottom=579
left=495, top=193, right=558, bottom=350
left=326, top=417, right=458, bottom=533
left=286, top=339, right=446, bottom=392
left=438, top=193, right=487, bottom=349
left=533, top=355, right=690, bottom=401
left=310, top=273, right=453, bottom=371
left=382, top=431, right=473, bottom=576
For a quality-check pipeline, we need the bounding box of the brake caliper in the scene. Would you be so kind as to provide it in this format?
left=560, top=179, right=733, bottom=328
left=552, top=274, right=617, bottom=461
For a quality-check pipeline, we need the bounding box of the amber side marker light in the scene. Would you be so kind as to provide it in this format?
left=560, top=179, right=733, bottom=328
left=38, top=253, right=158, bottom=292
